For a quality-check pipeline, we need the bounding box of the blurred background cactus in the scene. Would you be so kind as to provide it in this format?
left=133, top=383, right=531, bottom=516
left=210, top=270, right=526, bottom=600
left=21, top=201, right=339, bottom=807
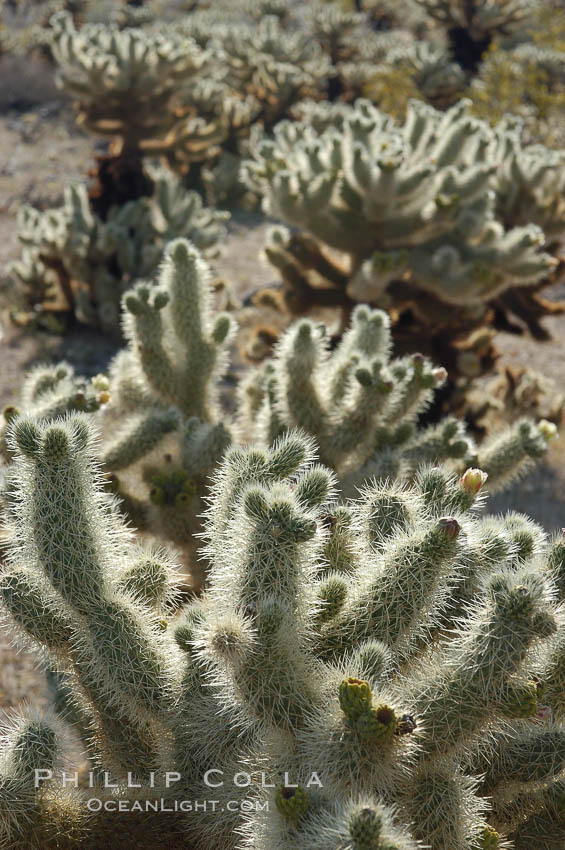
left=242, top=96, right=565, bottom=408
left=8, top=169, right=228, bottom=335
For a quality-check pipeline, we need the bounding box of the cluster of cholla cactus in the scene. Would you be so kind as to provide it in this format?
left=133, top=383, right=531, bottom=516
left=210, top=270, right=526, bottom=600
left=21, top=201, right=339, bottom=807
left=3, top=240, right=556, bottom=588
left=9, top=168, right=228, bottom=335
left=243, top=96, right=565, bottom=380
left=1, top=404, right=565, bottom=848
left=49, top=10, right=225, bottom=189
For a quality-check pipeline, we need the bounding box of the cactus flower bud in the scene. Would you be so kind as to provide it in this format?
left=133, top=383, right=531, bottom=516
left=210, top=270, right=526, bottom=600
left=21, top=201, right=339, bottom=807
left=355, top=705, right=397, bottom=742
left=150, top=486, right=165, bottom=506
left=460, top=468, right=488, bottom=496
left=97, top=390, right=111, bottom=405
left=175, top=491, right=192, bottom=509
left=275, top=785, right=309, bottom=821
left=507, top=680, right=539, bottom=718
left=477, top=825, right=500, bottom=849
left=339, top=677, right=373, bottom=719
left=91, top=374, right=110, bottom=391
left=433, top=367, right=448, bottom=384
left=538, top=419, right=558, bottom=441
left=437, top=517, right=461, bottom=539
left=2, top=405, right=19, bottom=423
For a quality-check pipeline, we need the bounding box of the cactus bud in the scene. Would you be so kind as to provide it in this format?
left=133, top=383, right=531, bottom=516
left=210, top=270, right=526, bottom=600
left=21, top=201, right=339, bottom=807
left=153, top=291, right=169, bottom=310
left=459, top=468, right=488, bottom=496
left=212, top=315, right=232, bottom=344
left=124, top=294, right=141, bottom=315
left=339, top=677, right=373, bottom=719
left=91, top=374, right=110, bottom=391
left=275, top=785, right=309, bottom=821
left=437, top=517, right=461, bottom=539
left=2, top=405, right=19, bottom=423
left=174, top=491, right=192, bottom=509
left=149, top=486, right=165, bottom=506
left=538, top=419, right=558, bottom=441
left=507, top=680, right=539, bottom=718
left=355, top=705, right=397, bottom=742
left=477, top=825, right=500, bottom=849
left=433, top=367, right=448, bottom=384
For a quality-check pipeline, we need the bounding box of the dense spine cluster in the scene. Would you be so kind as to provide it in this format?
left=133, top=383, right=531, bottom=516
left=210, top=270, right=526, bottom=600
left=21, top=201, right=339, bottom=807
left=3, top=241, right=554, bottom=588
left=0, top=422, right=565, bottom=848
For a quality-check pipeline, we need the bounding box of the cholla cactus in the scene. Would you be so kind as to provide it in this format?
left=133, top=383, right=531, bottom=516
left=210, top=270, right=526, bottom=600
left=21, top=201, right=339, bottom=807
left=238, top=306, right=551, bottom=497
left=49, top=11, right=225, bottom=174
left=194, top=13, right=330, bottom=130
left=1, top=418, right=565, bottom=849
left=243, top=96, right=564, bottom=377
left=18, top=240, right=544, bottom=588
left=91, top=238, right=235, bottom=582
left=9, top=169, right=228, bottom=334
left=0, top=363, right=110, bottom=454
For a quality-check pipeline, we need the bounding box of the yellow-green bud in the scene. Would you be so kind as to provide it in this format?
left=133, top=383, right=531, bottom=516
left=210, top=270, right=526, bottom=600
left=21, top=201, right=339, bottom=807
left=460, top=468, right=488, bottom=496
left=150, top=486, right=165, bottom=506
left=91, top=374, right=110, bottom=391
left=355, top=705, right=397, bottom=742
left=477, top=825, right=500, bottom=850
left=538, top=419, right=558, bottom=441
left=339, top=677, right=373, bottom=719
left=507, top=680, right=538, bottom=718
left=174, top=491, right=192, bottom=509
left=275, top=785, right=309, bottom=821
